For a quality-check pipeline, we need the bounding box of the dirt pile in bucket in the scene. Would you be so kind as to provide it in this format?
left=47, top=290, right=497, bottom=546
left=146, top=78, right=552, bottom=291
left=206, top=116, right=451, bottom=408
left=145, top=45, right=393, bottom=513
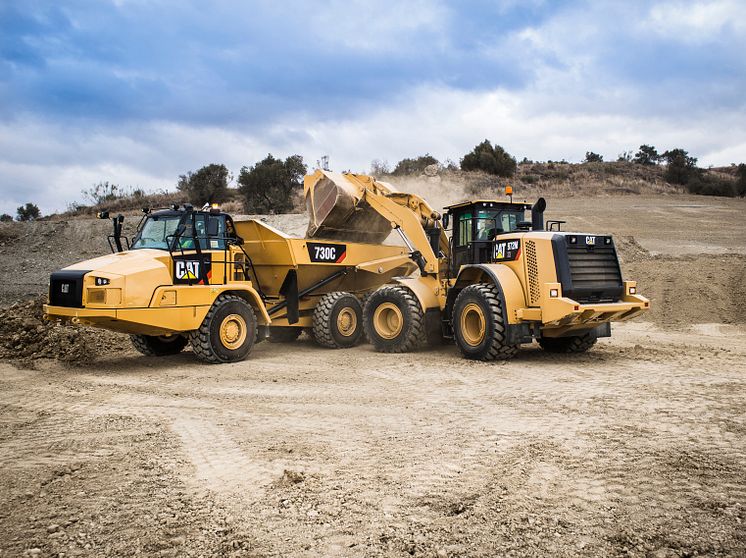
left=0, top=296, right=132, bottom=364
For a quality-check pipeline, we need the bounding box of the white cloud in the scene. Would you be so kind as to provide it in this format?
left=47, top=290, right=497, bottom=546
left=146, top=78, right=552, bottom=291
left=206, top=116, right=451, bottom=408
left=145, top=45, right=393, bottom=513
left=3, top=79, right=744, bottom=216
left=643, top=0, right=746, bottom=41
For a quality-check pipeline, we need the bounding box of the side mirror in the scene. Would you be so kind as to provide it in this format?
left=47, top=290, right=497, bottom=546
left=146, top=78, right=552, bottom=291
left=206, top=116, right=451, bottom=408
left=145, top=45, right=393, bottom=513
left=442, top=213, right=450, bottom=229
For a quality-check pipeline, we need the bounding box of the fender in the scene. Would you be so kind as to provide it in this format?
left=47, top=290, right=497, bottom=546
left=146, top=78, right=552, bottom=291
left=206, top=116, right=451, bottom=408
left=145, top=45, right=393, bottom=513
left=151, top=283, right=271, bottom=325
left=453, top=264, right=527, bottom=326
left=390, top=275, right=441, bottom=310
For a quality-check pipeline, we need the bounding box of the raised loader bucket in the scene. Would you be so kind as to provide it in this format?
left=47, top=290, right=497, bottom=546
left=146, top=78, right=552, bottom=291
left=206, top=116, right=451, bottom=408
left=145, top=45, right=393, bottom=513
left=304, top=171, right=395, bottom=244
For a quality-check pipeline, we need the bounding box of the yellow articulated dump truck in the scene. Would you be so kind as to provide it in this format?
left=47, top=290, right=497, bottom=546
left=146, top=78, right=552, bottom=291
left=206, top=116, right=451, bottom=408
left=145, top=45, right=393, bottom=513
left=44, top=187, right=421, bottom=363
left=304, top=172, right=650, bottom=360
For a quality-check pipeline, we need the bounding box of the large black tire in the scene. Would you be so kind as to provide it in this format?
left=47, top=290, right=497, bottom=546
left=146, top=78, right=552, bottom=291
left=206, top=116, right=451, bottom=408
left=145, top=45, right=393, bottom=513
left=312, top=292, right=364, bottom=349
left=268, top=327, right=302, bottom=343
left=363, top=286, right=427, bottom=353
left=539, top=332, right=597, bottom=353
left=189, top=294, right=257, bottom=363
left=130, top=334, right=188, bottom=357
left=452, top=284, right=518, bottom=361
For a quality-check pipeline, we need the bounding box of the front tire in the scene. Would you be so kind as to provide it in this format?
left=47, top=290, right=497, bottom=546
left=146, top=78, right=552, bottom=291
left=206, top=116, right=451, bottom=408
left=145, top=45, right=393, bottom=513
left=539, top=332, right=597, bottom=353
left=130, top=334, right=188, bottom=356
left=312, top=292, right=364, bottom=349
left=363, top=286, right=426, bottom=353
left=190, top=294, right=257, bottom=363
left=453, top=284, right=518, bottom=361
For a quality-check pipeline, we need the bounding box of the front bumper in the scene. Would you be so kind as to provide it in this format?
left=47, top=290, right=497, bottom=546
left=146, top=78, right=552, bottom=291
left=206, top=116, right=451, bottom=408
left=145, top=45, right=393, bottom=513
left=514, top=280, right=650, bottom=336
left=43, top=304, right=210, bottom=336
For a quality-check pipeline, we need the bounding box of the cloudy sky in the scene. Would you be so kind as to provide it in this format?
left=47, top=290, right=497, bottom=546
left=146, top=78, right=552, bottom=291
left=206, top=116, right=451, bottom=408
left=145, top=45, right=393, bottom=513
left=1, top=0, right=745, bottom=215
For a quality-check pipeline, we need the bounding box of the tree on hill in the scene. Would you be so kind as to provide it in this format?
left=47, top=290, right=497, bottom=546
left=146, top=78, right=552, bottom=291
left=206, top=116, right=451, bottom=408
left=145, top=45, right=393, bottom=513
left=460, top=140, right=516, bottom=177
left=238, top=154, right=306, bottom=214
left=736, top=163, right=746, bottom=197
left=82, top=182, right=125, bottom=205
left=661, top=148, right=698, bottom=185
left=177, top=163, right=231, bottom=205
left=0, top=213, right=13, bottom=222
left=16, top=203, right=41, bottom=221
left=370, top=159, right=391, bottom=177
left=634, top=145, right=660, bottom=165
left=584, top=151, right=603, bottom=163
left=392, top=154, right=439, bottom=175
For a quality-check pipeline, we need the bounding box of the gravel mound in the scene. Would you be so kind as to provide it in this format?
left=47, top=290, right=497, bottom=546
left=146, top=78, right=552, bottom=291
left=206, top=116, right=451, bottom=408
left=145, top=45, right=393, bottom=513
left=0, top=296, right=132, bottom=364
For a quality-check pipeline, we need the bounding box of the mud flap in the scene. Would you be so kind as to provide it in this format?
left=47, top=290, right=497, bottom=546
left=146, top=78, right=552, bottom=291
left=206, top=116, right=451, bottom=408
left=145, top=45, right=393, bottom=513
left=279, top=270, right=299, bottom=325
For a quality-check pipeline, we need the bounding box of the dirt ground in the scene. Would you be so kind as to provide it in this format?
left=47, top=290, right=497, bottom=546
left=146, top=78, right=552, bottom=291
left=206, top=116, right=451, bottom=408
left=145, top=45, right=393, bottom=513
left=1, top=191, right=745, bottom=557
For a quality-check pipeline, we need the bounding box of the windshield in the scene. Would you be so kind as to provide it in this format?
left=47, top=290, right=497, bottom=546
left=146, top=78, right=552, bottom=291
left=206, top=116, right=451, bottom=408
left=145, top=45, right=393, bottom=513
left=475, top=208, right=525, bottom=239
left=131, top=215, right=182, bottom=250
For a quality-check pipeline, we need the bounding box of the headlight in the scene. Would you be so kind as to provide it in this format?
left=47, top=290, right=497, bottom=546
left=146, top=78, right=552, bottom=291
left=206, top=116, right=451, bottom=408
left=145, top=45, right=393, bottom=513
left=629, top=286, right=636, bottom=295
left=94, top=277, right=110, bottom=286
left=550, top=288, right=559, bottom=298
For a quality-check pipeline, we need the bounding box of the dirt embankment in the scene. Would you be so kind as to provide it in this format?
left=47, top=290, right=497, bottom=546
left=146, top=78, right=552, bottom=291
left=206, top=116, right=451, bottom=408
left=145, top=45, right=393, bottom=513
left=0, top=298, right=132, bottom=365
left=616, top=236, right=746, bottom=328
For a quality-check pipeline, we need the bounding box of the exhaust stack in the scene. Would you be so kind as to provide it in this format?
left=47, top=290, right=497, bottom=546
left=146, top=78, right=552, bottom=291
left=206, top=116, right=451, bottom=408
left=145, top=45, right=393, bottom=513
left=531, top=197, right=547, bottom=231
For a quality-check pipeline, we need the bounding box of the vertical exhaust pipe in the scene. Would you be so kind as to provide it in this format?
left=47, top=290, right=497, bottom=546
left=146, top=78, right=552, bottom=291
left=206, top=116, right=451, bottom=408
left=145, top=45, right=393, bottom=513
left=531, top=197, right=547, bottom=231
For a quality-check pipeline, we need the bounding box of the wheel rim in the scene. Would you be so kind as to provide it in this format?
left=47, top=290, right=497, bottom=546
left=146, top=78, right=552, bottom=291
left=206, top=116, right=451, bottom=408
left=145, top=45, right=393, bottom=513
left=460, top=303, right=486, bottom=347
left=336, top=307, right=358, bottom=337
left=373, top=302, right=403, bottom=340
left=219, top=313, right=247, bottom=350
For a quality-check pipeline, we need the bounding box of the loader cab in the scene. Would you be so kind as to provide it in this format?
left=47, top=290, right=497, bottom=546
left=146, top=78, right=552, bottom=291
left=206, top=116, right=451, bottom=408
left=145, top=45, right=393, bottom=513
left=444, top=200, right=531, bottom=274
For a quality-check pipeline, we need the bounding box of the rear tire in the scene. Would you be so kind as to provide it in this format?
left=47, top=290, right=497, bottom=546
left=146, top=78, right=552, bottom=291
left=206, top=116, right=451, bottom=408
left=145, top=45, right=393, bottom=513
left=312, top=292, right=364, bottom=349
left=363, top=286, right=426, bottom=353
left=539, top=332, right=597, bottom=353
left=453, top=284, right=518, bottom=361
left=130, top=334, right=188, bottom=356
left=268, top=327, right=302, bottom=343
left=190, top=294, right=257, bottom=363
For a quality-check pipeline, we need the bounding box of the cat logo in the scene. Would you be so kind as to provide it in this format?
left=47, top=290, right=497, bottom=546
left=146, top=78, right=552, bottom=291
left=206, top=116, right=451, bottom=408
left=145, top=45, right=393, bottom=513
left=496, top=243, right=505, bottom=259
left=586, top=236, right=596, bottom=245
left=493, top=239, right=521, bottom=261
left=175, top=260, right=200, bottom=281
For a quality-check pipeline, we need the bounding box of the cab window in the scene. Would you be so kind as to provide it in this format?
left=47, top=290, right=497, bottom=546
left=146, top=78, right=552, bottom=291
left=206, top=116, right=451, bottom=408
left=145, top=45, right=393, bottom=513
left=457, top=212, right=472, bottom=246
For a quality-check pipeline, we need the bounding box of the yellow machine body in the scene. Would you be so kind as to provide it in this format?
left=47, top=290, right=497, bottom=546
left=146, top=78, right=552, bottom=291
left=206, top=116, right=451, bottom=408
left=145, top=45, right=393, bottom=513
left=44, top=217, right=417, bottom=335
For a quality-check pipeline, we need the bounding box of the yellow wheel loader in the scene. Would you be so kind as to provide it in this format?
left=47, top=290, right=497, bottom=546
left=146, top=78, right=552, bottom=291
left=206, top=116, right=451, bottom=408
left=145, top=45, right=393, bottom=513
left=44, top=198, right=421, bottom=363
left=303, top=171, right=650, bottom=360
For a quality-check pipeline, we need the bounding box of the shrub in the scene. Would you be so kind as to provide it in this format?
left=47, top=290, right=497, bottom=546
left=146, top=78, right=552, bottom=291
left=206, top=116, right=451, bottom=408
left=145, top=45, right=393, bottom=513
left=634, top=145, right=660, bottom=165
left=685, top=173, right=737, bottom=197
left=736, top=163, right=746, bottom=197
left=16, top=203, right=41, bottom=221
left=370, top=159, right=391, bottom=177
left=521, top=174, right=539, bottom=184
left=82, top=182, right=128, bottom=205
left=0, top=213, right=13, bottom=222
left=238, top=154, right=306, bottom=214
left=661, top=148, right=697, bottom=185
left=460, top=140, right=516, bottom=177
left=392, top=154, right=439, bottom=176
left=584, top=151, right=603, bottom=163
left=177, top=163, right=231, bottom=205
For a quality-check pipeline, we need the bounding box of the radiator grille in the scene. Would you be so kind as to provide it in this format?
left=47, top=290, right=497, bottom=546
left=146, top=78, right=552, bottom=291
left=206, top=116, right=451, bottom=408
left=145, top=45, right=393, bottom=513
left=526, top=240, right=540, bottom=305
left=49, top=270, right=89, bottom=308
left=566, top=245, right=622, bottom=301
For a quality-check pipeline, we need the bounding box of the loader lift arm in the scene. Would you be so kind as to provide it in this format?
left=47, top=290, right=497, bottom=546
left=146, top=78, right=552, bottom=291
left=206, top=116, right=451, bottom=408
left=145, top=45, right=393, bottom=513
left=304, top=170, right=449, bottom=277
